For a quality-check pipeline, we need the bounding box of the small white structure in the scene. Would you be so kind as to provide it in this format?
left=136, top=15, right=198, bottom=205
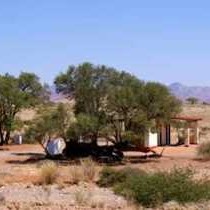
left=46, top=138, right=66, bottom=156
left=13, top=134, right=23, bottom=145
left=18, top=135, right=22, bottom=144
left=145, top=131, right=158, bottom=147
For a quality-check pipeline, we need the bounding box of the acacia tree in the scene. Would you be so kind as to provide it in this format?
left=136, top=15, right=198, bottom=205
left=55, top=63, right=118, bottom=144
left=105, top=72, right=145, bottom=143
left=55, top=62, right=182, bottom=145
left=106, top=77, right=181, bottom=144
left=0, top=72, right=47, bottom=145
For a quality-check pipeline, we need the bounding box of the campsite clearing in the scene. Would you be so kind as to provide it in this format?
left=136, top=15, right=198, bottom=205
left=0, top=144, right=208, bottom=184
left=0, top=144, right=208, bottom=209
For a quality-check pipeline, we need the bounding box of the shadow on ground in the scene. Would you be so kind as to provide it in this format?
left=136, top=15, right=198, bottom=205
left=6, top=153, right=162, bottom=166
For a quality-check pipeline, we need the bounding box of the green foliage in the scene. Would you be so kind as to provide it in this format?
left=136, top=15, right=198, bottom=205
left=98, top=167, right=145, bottom=187
left=99, top=167, right=210, bottom=207
left=67, top=113, right=102, bottom=142
left=143, top=82, right=182, bottom=123
left=121, top=131, right=144, bottom=145
left=0, top=72, right=47, bottom=144
left=55, top=62, right=181, bottom=145
left=25, top=103, right=74, bottom=146
left=55, top=63, right=118, bottom=143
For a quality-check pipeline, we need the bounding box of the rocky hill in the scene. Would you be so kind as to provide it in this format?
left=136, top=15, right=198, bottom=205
left=169, top=83, right=210, bottom=102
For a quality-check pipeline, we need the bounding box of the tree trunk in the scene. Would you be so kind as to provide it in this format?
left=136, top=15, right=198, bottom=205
left=0, top=131, right=4, bottom=146
left=92, top=133, right=98, bottom=146
left=114, top=129, right=122, bottom=143
left=0, top=125, right=4, bottom=146
left=4, top=130, right=10, bottom=145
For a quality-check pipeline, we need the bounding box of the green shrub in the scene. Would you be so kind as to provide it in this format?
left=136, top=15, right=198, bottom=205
left=98, top=167, right=145, bottom=187
left=197, top=141, right=210, bottom=159
left=99, top=167, right=210, bottom=207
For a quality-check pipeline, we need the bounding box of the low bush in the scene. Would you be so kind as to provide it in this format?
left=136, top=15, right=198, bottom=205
left=39, top=161, right=58, bottom=185
left=99, top=167, right=210, bottom=207
left=80, top=158, right=97, bottom=182
left=197, top=141, right=210, bottom=159
left=98, top=167, right=144, bottom=187
left=69, top=158, right=97, bottom=184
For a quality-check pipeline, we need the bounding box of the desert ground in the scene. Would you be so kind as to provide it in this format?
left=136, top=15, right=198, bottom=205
left=0, top=143, right=208, bottom=210
left=0, top=103, right=209, bottom=209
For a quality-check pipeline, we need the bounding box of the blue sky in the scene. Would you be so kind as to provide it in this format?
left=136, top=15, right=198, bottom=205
left=0, top=0, right=210, bottom=85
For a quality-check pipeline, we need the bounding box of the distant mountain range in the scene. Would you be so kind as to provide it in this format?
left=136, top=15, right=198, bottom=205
left=49, top=83, right=210, bottom=103
left=169, top=83, right=210, bottom=102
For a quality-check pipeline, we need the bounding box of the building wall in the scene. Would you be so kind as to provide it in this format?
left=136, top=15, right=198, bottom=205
left=170, top=127, right=179, bottom=145
left=160, top=126, right=166, bottom=145
left=159, top=121, right=199, bottom=146
left=145, top=131, right=158, bottom=147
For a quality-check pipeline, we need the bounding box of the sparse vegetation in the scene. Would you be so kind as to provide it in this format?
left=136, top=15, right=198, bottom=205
left=74, top=188, right=91, bottom=206
left=99, top=167, right=210, bottom=207
left=69, top=158, right=97, bottom=184
left=80, top=158, right=97, bottom=182
left=69, top=166, right=82, bottom=184
left=39, top=161, right=58, bottom=185
left=98, top=167, right=145, bottom=187
left=186, top=97, right=199, bottom=105
left=197, top=141, right=210, bottom=159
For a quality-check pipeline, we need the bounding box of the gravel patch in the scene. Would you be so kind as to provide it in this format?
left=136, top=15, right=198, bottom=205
left=0, top=183, right=127, bottom=210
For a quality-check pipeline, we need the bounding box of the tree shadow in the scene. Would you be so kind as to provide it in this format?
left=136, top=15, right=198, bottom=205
left=0, top=148, right=9, bottom=151
left=6, top=145, right=163, bottom=166
left=124, top=154, right=162, bottom=164
left=192, top=157, right=210, bottom=162
left=6, top=152, right=46, bottom=164
left=12, top=152, right=45, bottom=156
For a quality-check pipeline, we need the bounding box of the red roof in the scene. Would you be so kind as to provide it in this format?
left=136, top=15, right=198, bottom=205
left=172, top=116, right=202, bottom=121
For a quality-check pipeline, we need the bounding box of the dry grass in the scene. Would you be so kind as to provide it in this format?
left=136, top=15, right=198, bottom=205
left=69, top=166, right=83, bottom=184
left=74, top=188, right=91, bottom=206
left=90, top=199, right=105, bottom=209
left=69, top=158, right=97, bottom=184
left=39, top=161, right=58, bottom=185
left=80, top=158, right=97, bottom=182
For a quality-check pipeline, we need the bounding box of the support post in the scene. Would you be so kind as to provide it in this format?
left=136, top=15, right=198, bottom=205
left=185, top=128, right=190, bottom=147
left=196, top=127, right=200, bottom=144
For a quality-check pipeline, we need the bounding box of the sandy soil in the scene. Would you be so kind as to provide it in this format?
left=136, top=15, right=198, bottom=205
left=0, top=144, right=208, bottom=183
left=0, top=144, right=209, bottom=209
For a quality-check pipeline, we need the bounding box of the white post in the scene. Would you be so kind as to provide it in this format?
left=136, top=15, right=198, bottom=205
left=185, top=128, right=190, bottom=146
left=176, top=128, right=179, bottom=144
left=196, top=127, right=200, bottom=144
left=18, top=135, right=22, bottom=145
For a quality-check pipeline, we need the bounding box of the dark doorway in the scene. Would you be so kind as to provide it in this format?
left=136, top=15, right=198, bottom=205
left=166, top=125, right=171, bottom=145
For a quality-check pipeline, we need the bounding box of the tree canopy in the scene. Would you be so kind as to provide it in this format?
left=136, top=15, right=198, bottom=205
left=55, top=63, right=182, bottom=145
left=0, top=72, right=48, bottom=145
